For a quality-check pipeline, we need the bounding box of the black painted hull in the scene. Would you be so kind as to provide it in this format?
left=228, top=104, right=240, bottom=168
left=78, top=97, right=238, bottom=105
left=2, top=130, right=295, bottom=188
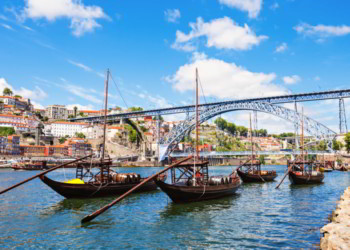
left=40, top=175, right=160, bottom=199
left=236, top=169, right=277, bottom=183
left=154, top=179, right=241, bottom=203
left=288, top=171, right=324, bottom=185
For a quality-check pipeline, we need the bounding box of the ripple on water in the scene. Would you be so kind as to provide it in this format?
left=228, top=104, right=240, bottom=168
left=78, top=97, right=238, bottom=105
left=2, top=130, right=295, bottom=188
left=0, top=166, right=349, bottom=249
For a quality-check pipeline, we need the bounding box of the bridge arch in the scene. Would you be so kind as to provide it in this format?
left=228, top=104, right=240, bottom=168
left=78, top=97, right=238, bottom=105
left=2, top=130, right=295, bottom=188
left=159, top=102, right=336, bottom=160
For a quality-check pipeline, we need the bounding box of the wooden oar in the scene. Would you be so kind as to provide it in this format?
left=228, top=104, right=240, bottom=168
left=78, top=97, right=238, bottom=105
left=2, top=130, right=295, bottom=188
left=275, top=164, right=294, bottom=189
left=0, top=154, right=93, bottom=195
left=81, top=155, right=193, bottom=224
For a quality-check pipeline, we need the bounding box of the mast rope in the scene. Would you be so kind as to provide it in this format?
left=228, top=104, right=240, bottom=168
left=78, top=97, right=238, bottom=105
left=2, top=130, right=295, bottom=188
left=109, top=71, right=129, bottom=109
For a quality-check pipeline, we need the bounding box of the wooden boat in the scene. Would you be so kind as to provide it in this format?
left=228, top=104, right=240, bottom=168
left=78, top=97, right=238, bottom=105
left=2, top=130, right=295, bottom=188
left=155, top=159, right=241, bottom=203
left=236, top=114, right=277, bottom=183
left=287, top=108, right=323, bottom=185
left=12, top=161, right=50, bottom=171
left=336, top=165, right=348, bottom=171
left=39, top=70, right=163, bottom=199
left=236, top=159, right=277, bottom=183
left=155, top=69, right=241, bottom=203
left=288, top=160, right=324, bottom=184
left=40, top=173, right=165, bottom=199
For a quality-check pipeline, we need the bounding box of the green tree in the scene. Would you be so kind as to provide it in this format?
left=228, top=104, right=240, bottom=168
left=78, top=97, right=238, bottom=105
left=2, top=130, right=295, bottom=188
left=259, top=155, right=266, bottom=165
left=59, top=135, right=70, bottom=144
left=226, top=122, right=236, bottom=135
left=3, top=87, right=13, bottom=96
left=344, top=132, right=350, bottom=153
left=130, top=107, right=143, bottom=112
left=68, top=115, right=74, bottom=119
left=214, top=117, right=227, bottom=130
left=332, top=140, right=344, bottom=151
left=317, top=140, right=327, bottom=151
left=75, top=132, right=86, bottom=139
left=14, top=95, right=22, bottom=99
left=0, top=127, right=15, bottom=136
left=43, top=116, right=49, bottom=122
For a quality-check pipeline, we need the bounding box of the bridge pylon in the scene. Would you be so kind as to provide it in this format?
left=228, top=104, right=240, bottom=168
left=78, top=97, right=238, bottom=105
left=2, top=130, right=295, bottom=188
left=339, top=98, right=348, bottom=134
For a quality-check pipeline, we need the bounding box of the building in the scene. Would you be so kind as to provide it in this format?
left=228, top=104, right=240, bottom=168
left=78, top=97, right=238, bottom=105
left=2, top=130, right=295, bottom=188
left=20, top=145, right=46, bottom=156
left=34, top=109, right=46, bottom=117
left=107, top=126, right=124, bottom=139
left=0, top=122, right=29, bottom=133
left=0, top=96, right=32, bottom=111
left=80, top=110, right=100, bottom=117
left=0, top=114, right=39, bottom=129
left=82, top=125, right=104, bottom=139
left=65, top=138, right=92, bottom=158
left=46, top=105, right=67, bottom=120
left=49, top=121, right=88, bottom=137
left=0, top=135, right=21, bottom=155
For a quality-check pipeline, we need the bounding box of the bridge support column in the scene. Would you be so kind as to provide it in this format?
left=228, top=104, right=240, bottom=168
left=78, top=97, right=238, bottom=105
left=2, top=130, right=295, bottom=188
left=339, top=98, right=348, bottom=134
left=156, top=115, right=161, bottom=160
left=253, top=111, right=258, bottom=137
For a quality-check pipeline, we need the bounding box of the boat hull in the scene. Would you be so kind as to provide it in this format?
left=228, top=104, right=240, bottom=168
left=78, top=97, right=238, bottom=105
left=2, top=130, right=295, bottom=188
left=288, top=171, right=324, bottom=185
left=40, top=175, right=160, bottom=199
left=154, top=180, right=241, bottom=203
left=236, top=169, right=277, bottom=183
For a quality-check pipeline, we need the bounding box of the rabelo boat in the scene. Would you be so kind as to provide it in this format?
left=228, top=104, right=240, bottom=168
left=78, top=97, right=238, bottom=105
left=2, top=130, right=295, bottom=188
left=155, top=69, right=241, bottom=203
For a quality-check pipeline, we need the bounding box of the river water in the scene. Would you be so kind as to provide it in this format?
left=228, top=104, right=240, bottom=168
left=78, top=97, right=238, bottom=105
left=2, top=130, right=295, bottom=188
left=1, top=165, right=349, bottom=249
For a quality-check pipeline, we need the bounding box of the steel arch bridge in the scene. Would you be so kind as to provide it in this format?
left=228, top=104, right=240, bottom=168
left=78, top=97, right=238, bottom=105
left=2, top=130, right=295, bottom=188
left=159, top=102, right=337, bottom=160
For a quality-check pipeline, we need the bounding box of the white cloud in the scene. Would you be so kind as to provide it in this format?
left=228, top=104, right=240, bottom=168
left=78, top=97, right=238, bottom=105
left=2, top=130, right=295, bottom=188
left=31, top=101, right=45, bottom=109
left=21, top=0, right=109, bottom=37
left=61, top=83, right=102, bottom=104
left=67, top=59, right=92, bottom=72
left=270, top=2, right=279, bottom=10
left=172, top=17, right=268, bottom=52
left=0, top=15, right=8, bottom=21
left=294, top=23, right=350, bottom=39
left=314, top=76, right=321, bottom=81
left=282, top=75, right=301, bottom=85
left=275, top=42, right=287, bottom=53
left=165, top=53, right=287, bottom=100
left=66, top=104, right=95, bottom=110
left=1, top=23, right=14, bottom=31
left=218, top=0, right=262, bottom=19
left=164, top=9, right=180, bottom=23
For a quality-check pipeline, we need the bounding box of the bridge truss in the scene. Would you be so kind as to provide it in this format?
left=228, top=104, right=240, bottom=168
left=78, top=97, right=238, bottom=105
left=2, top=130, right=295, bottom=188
left=70, top=88, right=350, bottom=122
left=159, top=102, right=337, bottom=160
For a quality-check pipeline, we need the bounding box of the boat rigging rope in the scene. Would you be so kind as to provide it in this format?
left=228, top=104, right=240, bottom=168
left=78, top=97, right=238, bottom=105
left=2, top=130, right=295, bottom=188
left=197, top=182, right=206, bottom=200
left=109, top=71, right=129, bottom=109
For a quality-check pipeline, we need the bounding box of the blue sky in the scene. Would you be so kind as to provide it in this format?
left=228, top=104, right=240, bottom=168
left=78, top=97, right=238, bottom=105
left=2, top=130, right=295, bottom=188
left=0, top=0, right=349, bottom=133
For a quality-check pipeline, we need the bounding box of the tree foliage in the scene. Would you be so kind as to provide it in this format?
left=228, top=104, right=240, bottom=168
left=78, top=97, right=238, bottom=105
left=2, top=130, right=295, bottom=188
left=3, top=88, right=13, bottom=96
left=332, top=139, right=343, bottom=151
left=344, top=132, right=350, bottom=153
left=75, top=132, right=86, bottom=139
left=130, top=107, right=143, bottom=112
left=59, top=135, right=69, bottom=144
left=0, top=127, right=15, bottom=136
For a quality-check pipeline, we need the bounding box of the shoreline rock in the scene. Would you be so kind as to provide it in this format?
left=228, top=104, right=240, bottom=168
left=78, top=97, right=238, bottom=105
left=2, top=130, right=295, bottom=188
left=320, top=187, right=350, bottom=249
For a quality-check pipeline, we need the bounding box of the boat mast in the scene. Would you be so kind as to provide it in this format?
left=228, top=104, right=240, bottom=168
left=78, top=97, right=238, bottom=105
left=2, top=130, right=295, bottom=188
left=101, top=69, right=110, bottom=162
left=301, top=107, right=304, bottom=171
left=193, top=68, right=199, bottom=186
left=250, top=113, right=254, bottom=167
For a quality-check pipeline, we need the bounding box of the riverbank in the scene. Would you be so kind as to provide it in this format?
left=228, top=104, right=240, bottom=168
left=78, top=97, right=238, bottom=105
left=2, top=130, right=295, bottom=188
left=320, top=186, right=350, bottom=249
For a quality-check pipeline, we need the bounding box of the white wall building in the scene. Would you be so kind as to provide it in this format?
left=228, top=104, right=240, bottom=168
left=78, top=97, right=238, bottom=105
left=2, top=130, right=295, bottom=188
left=49, top=121, right=88, bottom=137
left=82, top=125, right=104, bottom=139
left=0, top=114, right=39, bottom=128
left=46, top=105, right=67, bottom=120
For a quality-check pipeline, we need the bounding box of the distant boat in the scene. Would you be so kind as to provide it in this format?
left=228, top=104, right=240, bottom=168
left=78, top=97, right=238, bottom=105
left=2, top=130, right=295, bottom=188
left=12, top=160, right=49, bottom=171
left=236, top=160, right=277, bottom=183
left=236, top=114, right=277, bottom=183
left=0, top=159, right=17, bottom=168
left=287, top=108, right=324, bottom=185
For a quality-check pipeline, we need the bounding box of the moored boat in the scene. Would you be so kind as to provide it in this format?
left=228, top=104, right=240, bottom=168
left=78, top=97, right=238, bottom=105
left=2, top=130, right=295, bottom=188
left=12, top=160, right=49, bottom=171
left=155, top=69, right=241, bottom=203
left=287, top=160, right=324, bottom=184
left=236, top=161, right=277, bottom=183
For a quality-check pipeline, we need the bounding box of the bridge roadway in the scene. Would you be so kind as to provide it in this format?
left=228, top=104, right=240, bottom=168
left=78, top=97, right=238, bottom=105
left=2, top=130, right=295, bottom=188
left=170, top=150, right=330, bottom=157
left=70, top=88, right=350, bottom=122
